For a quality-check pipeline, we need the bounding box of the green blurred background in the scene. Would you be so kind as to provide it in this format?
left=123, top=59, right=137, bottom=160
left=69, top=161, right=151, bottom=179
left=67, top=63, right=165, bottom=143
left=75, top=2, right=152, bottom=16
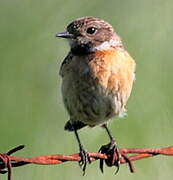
left=1, top=0, right=173, bottom=179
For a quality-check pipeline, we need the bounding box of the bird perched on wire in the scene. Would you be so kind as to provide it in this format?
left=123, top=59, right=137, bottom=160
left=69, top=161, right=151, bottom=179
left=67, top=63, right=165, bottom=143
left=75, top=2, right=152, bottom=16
left=56, top=16, right=136, bottom=174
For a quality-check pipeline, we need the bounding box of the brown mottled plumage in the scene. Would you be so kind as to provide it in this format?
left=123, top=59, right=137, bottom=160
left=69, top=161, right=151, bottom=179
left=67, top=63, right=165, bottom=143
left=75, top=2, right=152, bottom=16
left=56, top=16, right=136, bottom=173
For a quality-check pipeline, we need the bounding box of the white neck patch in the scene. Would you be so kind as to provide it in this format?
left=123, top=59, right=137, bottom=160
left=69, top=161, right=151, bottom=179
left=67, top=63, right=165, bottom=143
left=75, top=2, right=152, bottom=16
left=92, top=39, right=122, bottom=51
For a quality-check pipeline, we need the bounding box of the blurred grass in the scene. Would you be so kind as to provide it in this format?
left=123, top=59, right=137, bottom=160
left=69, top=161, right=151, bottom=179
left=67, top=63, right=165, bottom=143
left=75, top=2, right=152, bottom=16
left=0, top=0, right=173, bottom=179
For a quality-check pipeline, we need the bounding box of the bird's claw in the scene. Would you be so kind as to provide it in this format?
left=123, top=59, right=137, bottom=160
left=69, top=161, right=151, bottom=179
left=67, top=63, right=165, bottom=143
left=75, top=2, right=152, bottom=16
left=99, top=140, right=121, bottom=174
left=79, top=146, right=91, bottom=175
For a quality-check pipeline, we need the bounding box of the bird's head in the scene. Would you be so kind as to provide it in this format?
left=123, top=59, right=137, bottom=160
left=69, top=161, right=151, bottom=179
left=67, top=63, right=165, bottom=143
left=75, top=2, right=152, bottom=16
left=56, top=16, right=123, bottom=55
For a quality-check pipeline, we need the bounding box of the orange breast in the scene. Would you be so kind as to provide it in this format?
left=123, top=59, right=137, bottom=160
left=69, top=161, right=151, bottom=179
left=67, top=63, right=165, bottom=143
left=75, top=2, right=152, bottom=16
left=88, top=48, right=136, bottom=105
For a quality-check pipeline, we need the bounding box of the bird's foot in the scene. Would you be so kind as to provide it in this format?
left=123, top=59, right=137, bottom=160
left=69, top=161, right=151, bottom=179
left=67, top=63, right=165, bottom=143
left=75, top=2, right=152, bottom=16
left=79, top=146, right=91, bottom=175
left=99, top=139, right=121, bottom=174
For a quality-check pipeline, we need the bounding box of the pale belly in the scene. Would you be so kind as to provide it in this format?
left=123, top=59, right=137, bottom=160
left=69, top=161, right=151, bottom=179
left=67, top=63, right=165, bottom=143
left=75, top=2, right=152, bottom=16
left=61, top=72, right=122, bottom=126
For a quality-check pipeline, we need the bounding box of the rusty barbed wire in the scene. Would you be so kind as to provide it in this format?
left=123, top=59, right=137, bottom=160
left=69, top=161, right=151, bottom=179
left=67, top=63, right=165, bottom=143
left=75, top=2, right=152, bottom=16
left=1, top=145, right=173, bottom=180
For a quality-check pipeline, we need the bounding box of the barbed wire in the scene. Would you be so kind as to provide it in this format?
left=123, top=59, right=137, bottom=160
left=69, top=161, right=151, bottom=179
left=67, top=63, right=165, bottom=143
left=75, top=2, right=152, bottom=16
left=1, top=145, right=173, bottom=180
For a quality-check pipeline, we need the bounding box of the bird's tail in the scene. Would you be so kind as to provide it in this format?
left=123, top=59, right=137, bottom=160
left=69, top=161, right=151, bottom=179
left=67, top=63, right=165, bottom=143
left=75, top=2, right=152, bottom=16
left=64, top=120, right=87, bottom=131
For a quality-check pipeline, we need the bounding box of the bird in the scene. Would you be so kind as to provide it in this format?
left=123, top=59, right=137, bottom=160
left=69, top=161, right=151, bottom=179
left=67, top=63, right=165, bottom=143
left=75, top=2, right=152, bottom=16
left=56, top=16, right=136, bottom=174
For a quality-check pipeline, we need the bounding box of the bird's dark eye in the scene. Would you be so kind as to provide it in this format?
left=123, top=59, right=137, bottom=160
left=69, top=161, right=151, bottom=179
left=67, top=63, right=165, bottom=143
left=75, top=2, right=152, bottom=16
left=86, top=27, right=97, bottom=34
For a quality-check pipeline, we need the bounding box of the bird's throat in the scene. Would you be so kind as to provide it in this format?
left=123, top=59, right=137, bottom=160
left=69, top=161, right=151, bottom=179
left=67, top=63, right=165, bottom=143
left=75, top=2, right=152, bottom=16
left=71, top=44, right=92, bottom=56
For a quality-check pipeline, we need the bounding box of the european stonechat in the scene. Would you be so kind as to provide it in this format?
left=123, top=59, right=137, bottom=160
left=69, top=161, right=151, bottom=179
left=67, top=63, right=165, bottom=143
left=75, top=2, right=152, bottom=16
left=56, top=16, right=136, bottom=173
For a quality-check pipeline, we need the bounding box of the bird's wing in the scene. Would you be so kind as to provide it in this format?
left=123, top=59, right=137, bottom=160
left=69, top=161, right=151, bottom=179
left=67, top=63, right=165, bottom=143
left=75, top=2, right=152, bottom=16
left=59, top=52, right=73, bottom=77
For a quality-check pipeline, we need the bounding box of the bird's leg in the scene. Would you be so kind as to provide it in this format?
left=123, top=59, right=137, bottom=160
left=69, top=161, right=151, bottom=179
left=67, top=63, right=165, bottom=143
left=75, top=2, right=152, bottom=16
left=99, top=124, right=121, bottom=173
left=74, top=129, right=91, bottom=175
left=64, top=120, right=90, bottom=174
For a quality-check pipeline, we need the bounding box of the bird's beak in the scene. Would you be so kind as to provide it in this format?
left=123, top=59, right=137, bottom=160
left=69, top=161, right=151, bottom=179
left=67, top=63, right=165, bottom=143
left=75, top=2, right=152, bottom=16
left=56, top=31, right=74, bottom=39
